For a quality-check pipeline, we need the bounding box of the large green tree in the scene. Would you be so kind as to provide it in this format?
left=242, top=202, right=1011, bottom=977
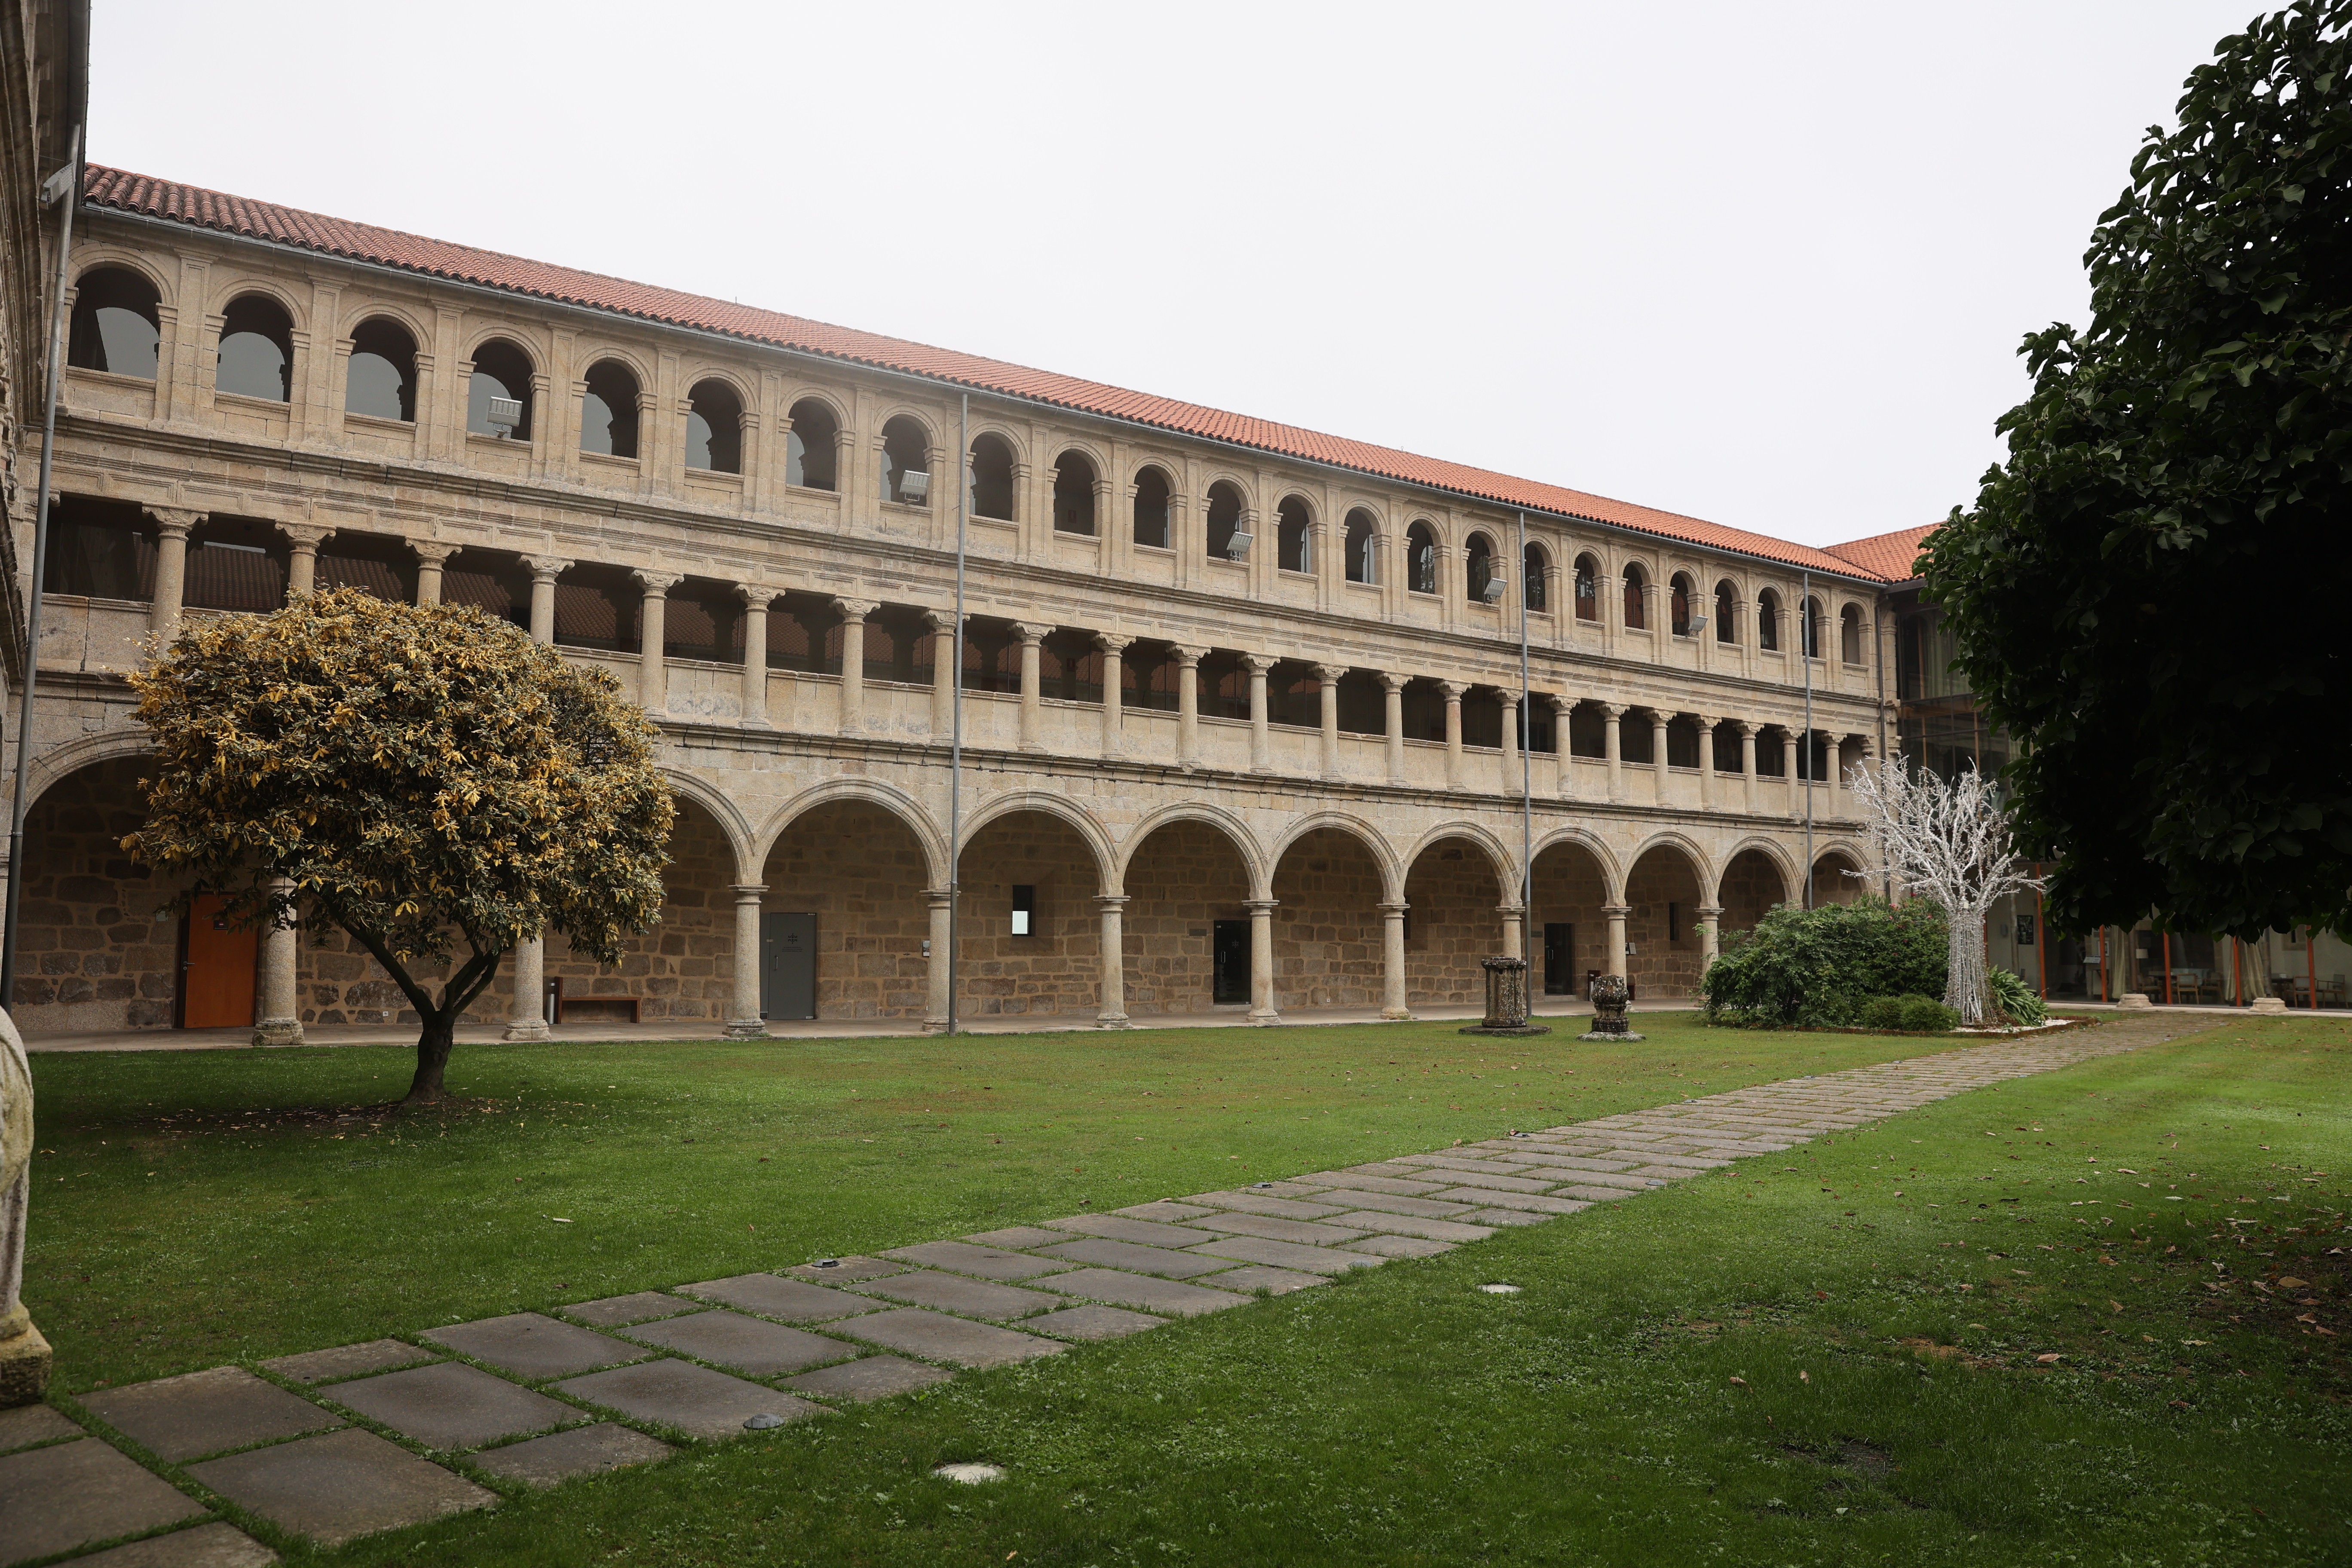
left=1927, top=1, right=2352, bottom=941
left=125, top=588, right=674, bottom=1102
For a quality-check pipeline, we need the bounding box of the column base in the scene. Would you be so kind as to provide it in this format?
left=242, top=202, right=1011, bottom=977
left=722, top=1018, right=771, bottom=1038
left=1246, top=1008, right=1281, bottom=1026
left=500, top=1020, right=551, bottom=1042
left=1380, top=1006, right=1415, bottom=1021
left=1095, top=1013, right=1133, bottom=1029
left=251, top=1017, right=303, bottom=1048
left=0, top=1317, right=53, bottom=1408
left=922, top=1017, right=954, bottom=1035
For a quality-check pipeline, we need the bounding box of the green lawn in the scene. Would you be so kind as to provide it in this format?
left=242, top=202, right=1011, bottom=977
left=23, top=1013, right=2352, bottom=1564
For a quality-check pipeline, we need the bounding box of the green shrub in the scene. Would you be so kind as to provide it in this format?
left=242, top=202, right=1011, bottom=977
left=1990, top=967, right=2048, bottom=1025
left=1857, top=996, right=1907, bottom=1030
left=1702, top=897, right=1947, bottom=1029
left=1896, top=994, right=1960, bottom=1032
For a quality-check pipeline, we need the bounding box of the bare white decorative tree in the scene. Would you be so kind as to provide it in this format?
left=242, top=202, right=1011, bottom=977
left=1846, top=759, right=2044, bottom=1025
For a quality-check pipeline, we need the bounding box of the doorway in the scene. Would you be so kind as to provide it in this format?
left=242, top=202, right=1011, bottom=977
left=1211, top=919, right=1250, bottom=1005
left=180, top=893, right=257, bottom=1028
left=1542, top=922, right=1575, bottom=995
left=760, top=912, right=815, bottom=1020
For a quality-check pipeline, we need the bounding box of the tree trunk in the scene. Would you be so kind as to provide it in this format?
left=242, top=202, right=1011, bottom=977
left=405, top=1009, right=458, bottom=1104
left=1946, top=906, right=1990, bottom=1025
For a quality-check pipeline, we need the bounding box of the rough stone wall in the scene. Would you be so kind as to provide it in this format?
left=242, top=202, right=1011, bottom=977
left=1811, top=857, right=1865, bottom=906
left=6, top=758, right=181, bottom=1030
left=1625, top=851, right=1704, bottom=997
left=1720, top=849, right=1786, bottom=934
left=956, top=813, right=1099, bottom=1017
left=1271, top=829, right=1385, bottom=1009
left=1529, top=847, right=1609, bottom=996
left=759, top=800, right=930, bottom=1020
left=1121, top=820, right=1250, bottom=1016
left=1403, top=845, right=1502, bottom=1006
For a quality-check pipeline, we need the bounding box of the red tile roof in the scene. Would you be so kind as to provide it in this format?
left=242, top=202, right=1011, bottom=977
left=84, top=164, right=1893, bottom=581
left=1822, top=524, right=1939, bottom=583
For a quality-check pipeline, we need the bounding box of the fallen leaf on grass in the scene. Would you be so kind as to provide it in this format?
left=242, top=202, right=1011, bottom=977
left=1799, top=1370, right=1810, bottom=1383
left=1728, top=1376, right=1748, bottom=1387
left=2110, top=1301, right=2124, bottom=1314
left=2035, top=1353, right=2062, bottom=1363
left=547, top=1216, right=572, bottom=1224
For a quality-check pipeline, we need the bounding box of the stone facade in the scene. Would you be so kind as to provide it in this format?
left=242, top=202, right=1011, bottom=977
left=1, top=175, right=1901, bottom=1037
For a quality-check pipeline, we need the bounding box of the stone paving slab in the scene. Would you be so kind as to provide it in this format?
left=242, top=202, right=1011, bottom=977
left=1183, top=1235, right=1384, bottom=1275
left=675, top=1274, right=885, bottom=1324
left=1464, top=1208, right=1553, bottom=1227
left=1112, top=1201, right=1219, bottom=1223
left=1044, top=1215, right=1224, bottom=1248
left=469, top=1423, right=674, bottom=1488
left=780, top=1355, right=956, bottom=1403
left=69, top=1519, right=278, bottom=1567
left=622, top=1311, right=857, bottom=1377
left=1340, top=1234, right=1458, bottom=1259
left=1555, top=1184, right=1645, bottom=1203
left=786, top=1256, right=906, bottom=1283
left=1294, top=1172, right=1446, bottom=1196
left=1180, top=1191, right=1349, bottom=1220
left=850, top=1271, right=1063, bottom=1322
left=880, top=1240, right=1059, bottom=1281
left=1020, top=1305, right=1167, bottom=1341
left=81, top=1367, right=340, bottom=1462
left=1329, top=1211, right=1496, bottom=1243
left=187, top=1428, right=494, bottom=1547
left=329, top=1361, right=578, bottom=1451
left=962, top=1225, right=1068, bottom=1250
left=0, top=1438, right=208, bottom=1565
left=1297, top=1188, right=1478, bottom=1219
left=555, top=1360, right=824, bottom=1441
left=562, top=1292, right=701, bottom=1328
left=840, top=1309, right=1068, bottom=1369
left=1199, top=1265, right=1330, bottom=1295
left=425, top=1314, right=639, bottom=1381
left=0, top=1402, right=79, bottom=1452
left=1183, top=1212, right=1367, bottom=1245
left=1425, top=1188, right=1591, bottom=1214
left=1031, top=1270, right=1252, bottom=1318
left=259, top=1339, right=437, bottom=1386
left=1032, top=1237, right=1238, bottom=1280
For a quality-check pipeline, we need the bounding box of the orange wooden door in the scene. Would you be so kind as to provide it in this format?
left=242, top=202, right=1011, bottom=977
left=182, top=894, right=257, bottom=1028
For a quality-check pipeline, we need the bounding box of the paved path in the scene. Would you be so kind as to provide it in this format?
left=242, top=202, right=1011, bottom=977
left=0, top=1015, right=2208, bottom=1564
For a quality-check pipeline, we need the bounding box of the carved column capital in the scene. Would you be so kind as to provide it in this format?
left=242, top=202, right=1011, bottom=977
left=520, top=554, right=572, bottom=582
left=1547, top=691, right=1578, bottom=713
left=631, top=569, right=681, bottom=597
left=144, top=506, right=202, bottom=538
left=408, top=540, right=458, bottom=566
left=1599, top=701, right=1629, bottom=719
left=922, top=607, right=961, bottom=633
left=735, top=582, right=783, bottom=608
left=1309, top=663, right=1348, bottom=684
left=1696, top=712, right=1721, bottom=730
left=1010, top=621, right=1052, bottom=646
left=277, top=522, right=335, bottom=551
left=831, top=596, right=878, bottom=623
left=1240, top=652, right=1280, bottom=674
left=1733, top=718, right=1759, bottom=737
left=1435, top=680, right=1467, bottom=701
left=1093, top=631, right=1134, bottom=655
left=1170, top=644, right=1209, bottom=667
left=1376, top=670, right=1410, bottom=693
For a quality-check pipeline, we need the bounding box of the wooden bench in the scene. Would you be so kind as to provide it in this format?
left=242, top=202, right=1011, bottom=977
left=550, top=981, right=641, bottom=1025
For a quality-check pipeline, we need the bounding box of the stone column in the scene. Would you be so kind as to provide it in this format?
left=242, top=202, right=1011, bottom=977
left=833, top=597, right=876, bottom=736
left=1825, top=732, right=1847, bottom=817
left=1013, top=622, right=1048, bottom=752
left=522, top=555, right=570, bottom=643
left=1380, top=671, right=1407, bottom=784
left=1699, top=903, right=1724, bottom=968
left=1602, top=701, right=1626, bottom=802
left=633, top=570, right=679, bottom=716
left=1783, top=729, right=1803, bottom=816
left=1438, top=680, right=1465, bottom=790
left=279, top=522, right=333, bottom=595
left=924, top=890, right=954, bottom=1032
left=1243, top=652, right=1277, bottom=773
left=1738, top=720, right=1759, bottom=813
left=144, top=507, right=199, bottom=642
left=1246, top=898, right=1279, bottom=1024
left=1172, top=645, right=1206, bottom=767
left=926, top=609, right=959, bottom=738
left=1096, top=632, right=1131, bottom=759
left=505, top=935, right=547, bottom=1041
left=1651, top=708, right=1672, bottom=805
left=1379, top=902, right=1412, bottom=1020
left=737, top=585, right=772, bottom=727
left=410, top=541, right=456, bottom=606
left=724, top=884, right=767, bottom=1038
left=1498, top=903, right=1525, bottom=962
left=1312, top=663, right=1346, bottom=778
left=252, top=875, right=302, bottom=1047
left=1548, top=693, right=1576, bottom=796
left=1604, top=903, right=1630, bottom=980
left=1096, top=895, right=1130, bottom=1027
left=1695, top=714, right=1719, bottom=811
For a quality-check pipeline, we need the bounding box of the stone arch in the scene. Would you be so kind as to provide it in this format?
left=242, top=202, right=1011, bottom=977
left=70, top=248, right=173, bottom=307
left=870, top=402, right=938, bottom=450
left=1623, top=835, right=1709, bottom=998
left=661, top=767, right=756, bottom=882
left=960, top=790, right=1115, bottom=894
left=21, top=728, right=156, bottom=815
left=778, top=383, right=851, bottom=431
left=1626, top=829, right=1716, bottom=906
left=6, top=750, right=175, bottom=1032
left=754, top=777, right=949, bottom=890
left=1400, top=819, right=1515, bottom=895
left=1811, top=841, right=1871, bottom=906
left=965, top=418, right=1027, bottom=464
left=1529, top=824, right=1622, bottom=903
left=1266, top=811, right=1402, bottom=904
left=677, top=361, right=757, bottom=413
left=1528, top=826, right=1617, bottom=1000
left=1114, top=801, right=1265, bottom=898
left=1400, top=823, right=1513, bottom=1009
left=461, top=324, right=544, bottom=369
left=1715, top=835, right=1798, bottom=906
left=335, top=297, right=433, bottom=349
left=205, top=274, right=305, bottom=329
left=1270, top=819, right=1396, bottom=1011
left=570, top=340, right=656, bottom=391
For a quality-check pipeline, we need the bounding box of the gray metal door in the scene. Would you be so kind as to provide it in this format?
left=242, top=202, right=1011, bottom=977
left=761, top=912, right=816, bottom=1020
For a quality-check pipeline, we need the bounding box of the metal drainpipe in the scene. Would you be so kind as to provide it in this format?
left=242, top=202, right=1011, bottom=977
left=1801, top=568, right=1813, bottom=909
left=945, top=391, right=968, bottom=1035
left=1, top=130, right=82, bottom=1013
left=1517, top=511, right=1532, bottom=978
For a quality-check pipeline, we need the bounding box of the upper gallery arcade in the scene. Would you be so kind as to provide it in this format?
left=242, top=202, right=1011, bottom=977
left=6, top=165, right=1908, bottom=1040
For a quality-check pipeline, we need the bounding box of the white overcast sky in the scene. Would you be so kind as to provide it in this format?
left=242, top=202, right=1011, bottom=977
left=90, top=1, right=2261, bottom=548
